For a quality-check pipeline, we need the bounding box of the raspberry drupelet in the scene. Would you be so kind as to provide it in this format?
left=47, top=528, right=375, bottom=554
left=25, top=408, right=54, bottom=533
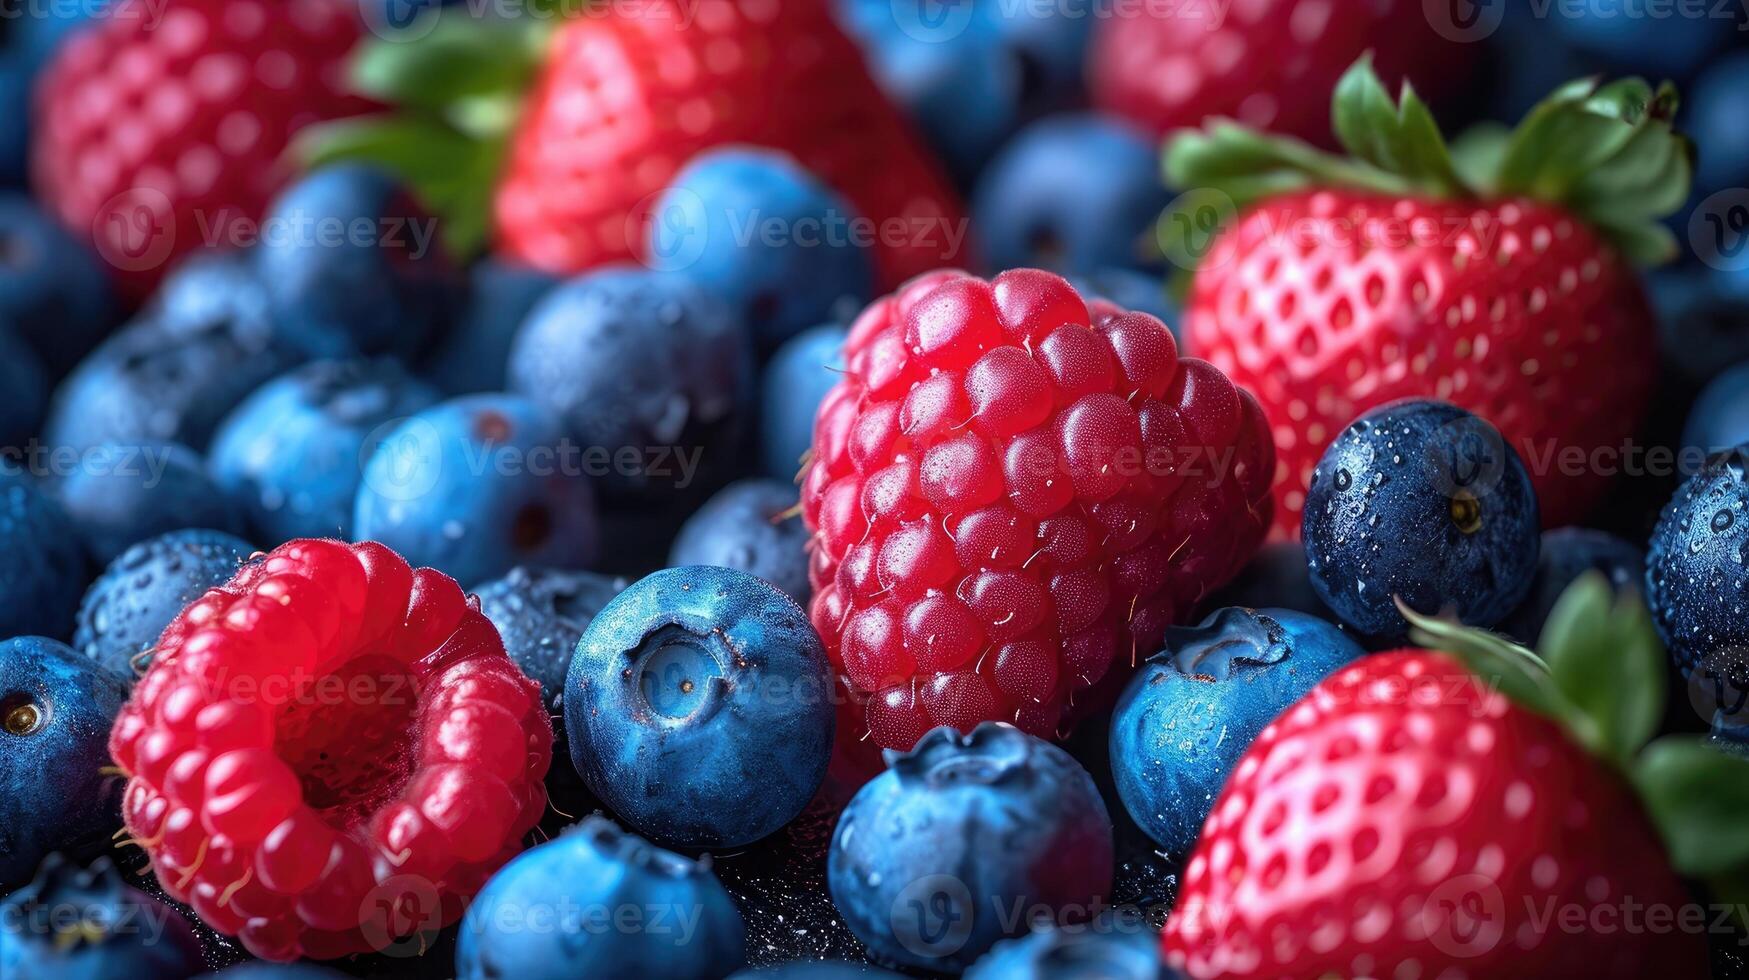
left=108, top=539, right=553, bottom=961
left=802, top=270, right=1274, bottom=753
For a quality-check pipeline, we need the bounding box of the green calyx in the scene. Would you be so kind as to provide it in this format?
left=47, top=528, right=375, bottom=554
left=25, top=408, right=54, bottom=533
left=1401, top=577, right=1749, bottom=912
left=293, top=10, right=561, bottom=258
left=1162, top=55, right=1694, bottom=266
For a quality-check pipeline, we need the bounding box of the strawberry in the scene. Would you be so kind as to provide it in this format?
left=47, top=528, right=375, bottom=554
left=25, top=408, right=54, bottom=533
left=1166, top=60, right=1691, bottom=539
left=1166, top=579, right=1746, bottom=979
left=31, top=0, right=373, bottom=299
left=303, top=0, right=965, bottom=288
left=1089, top=0, right=1472, bottom=145
left=801, top=269, right=1273, bottom=761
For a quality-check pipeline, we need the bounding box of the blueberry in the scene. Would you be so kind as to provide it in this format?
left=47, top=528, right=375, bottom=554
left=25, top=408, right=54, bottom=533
left=148, top=251, right=346, bottom=359
left=210, top=358, right=439, bottom=543
left=1648, top=448, right=1749, bottom=689
left=760, top=324, right=846, bottom=479
left=1653, top=270, right=1749, bottom=388
left=49, top=442, right=245, bottom=565
left=1303, top=400, right=1540, bottom=640
left=354, top=394, right=600, bottom=587
left=473, top=565, right=628, bottom=716
left=965, top=921, right=1173, bottom=980
left=257, top=163, right=458, bottom=357
left=0, top=58, right=25, bottom=188
left=1547, top=3, right=1729, bottom=78
left=0, top=194, right=115, bottom=374
left=1683, top=360, right=1749, bottom=456
left=456, top=816, right=747, bottom=980
left=0, top=327, right=48, bottom=447
left=1689, top=54, right=1749, bottom=195
left=0, top=477, right=88, bottom=640
left=567, top=566, right=832, bottom=848
left=974, top=0, right=1091, bottom=110
left=651, top=149, right=874, bottom=350
left=1482, top=11, right=1593, bottom=122
left=1204, top=541, right=1330, bottom=619
left=828, top=723, right=1113, bottom=972
left=972, top=115, right=1168, bottom=276
left=1068, top=269, right=1178, bottom=336
left=45, top=314, right=311, bottom=453
left=1110, top=607, right=1362, bottom=857
left=509, top=267, right=752, bottom=503
left=669, top=479, right=810, bottom=605
left=1498, top=528, right=1646, bottom=646
left=0, top=856, right=203, bottom=979
left=205, top=966, right=348, bottom=979
left=0, top=640, right=130, bottom=889
left=72, top=529, right=255, bottom=681
left=423, top=260, right=559, bottom=396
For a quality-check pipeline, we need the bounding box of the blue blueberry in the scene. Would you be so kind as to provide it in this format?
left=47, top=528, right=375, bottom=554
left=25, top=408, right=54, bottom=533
left=1204, top=541, right=1329, bottom=619
left=49, top=442, right=244, bottom=565
left=974, top=0, right=1091, bottom=111
left=0, top=856, right=203, bottom=980
left=669, top=479, right=810, bottom=605
left=828, top=723, right=1113, bottom=972
left=566, top=566, right=833, bottom=848
left=456, top=816, right=747, bottom=980
left=0, top=57, right=25, bottom=187
left=965, top=921, right=1173, bottom=980
left=0, top=194, right=115, bottom=374
left=1498, top=528, right=1646, bottom=646
left=651, top=149, right=874, bottom=350
left=209, top=358, right=439, bottom=543
left=424, top=260, right=559, bottom=395
left=0, top=477, right=88, bottom=640
left=1547, top=3, right=1730, bottom=78
left=148, top=251, right=344, bottom=359
left=257, top=163, right=458, bottom=357
left=1652, top=270, right=1749, bottom=388
left=1303, top=400, right=1540, bottom=640
left=1069, top=269, right=1179, bottom=336
left=760, top=324, right=846, bottom=480
left=72, top=529, right=255, bottom=681
left=727, top=965, right=901, bottom=979
left=1689, top=54, right=1749, bottom=195
left=972, top=115, right=1168, bottom=277
left=508, top=267, right=752, bottom=502
left=473, top=565, right=627, bottom=715
left=1648, top=448, right=1749, bottom=684
left=1110, top=607, right=1363, bottom=857
left=1683, top=361, right=1749, bottom=455
left=0, top=327, right=47, bottom=447
left=0, top=640, right=130, bottom=890
left=353, top=394, right=600, bottom=587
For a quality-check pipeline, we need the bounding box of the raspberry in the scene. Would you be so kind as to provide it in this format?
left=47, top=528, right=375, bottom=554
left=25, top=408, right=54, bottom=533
left=802, top=270, right=1274, bottom=753
left=108, top=540, right=552, bottom=961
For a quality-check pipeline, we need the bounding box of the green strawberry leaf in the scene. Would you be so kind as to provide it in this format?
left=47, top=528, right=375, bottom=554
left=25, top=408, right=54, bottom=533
left=1331, top=56, right=1466, bottom=197
left=1538, top=573, right=1665, bottom=767
left=1399, top=599, right=1567, bottom=722
left=351, top=17, right=547, bottom=115
left=1633, top=737, right=1749, bottom=876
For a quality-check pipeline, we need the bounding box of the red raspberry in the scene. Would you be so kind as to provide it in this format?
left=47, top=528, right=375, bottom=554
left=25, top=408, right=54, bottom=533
left=32, top=0, right=372, bottom=298
left=802, top=270, right=1274, bottom=755
left=108, top=540, right=552, bottom=961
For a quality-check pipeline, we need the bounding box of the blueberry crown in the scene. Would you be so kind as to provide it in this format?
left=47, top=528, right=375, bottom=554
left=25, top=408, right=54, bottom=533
left=886, top=722, right=1038, bottom=789
left=1159, top=607, right=1291, bottom=681
left=5, top=856, right=140, bottom=947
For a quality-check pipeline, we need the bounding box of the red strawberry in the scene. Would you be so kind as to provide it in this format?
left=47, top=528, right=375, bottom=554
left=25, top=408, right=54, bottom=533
left=1168, top=61, right=1690, bottom=539
left=1166, top=580, right=1738, bottom=979
left=109, top=540, right=552, bottom=961
left=32, top=0, right=373, bottom=299
left=1090, top=0, right=1471, bottom=144
left=801, top=268, right=1273, bottom=759
left=305, top=0, right=965, bottom=288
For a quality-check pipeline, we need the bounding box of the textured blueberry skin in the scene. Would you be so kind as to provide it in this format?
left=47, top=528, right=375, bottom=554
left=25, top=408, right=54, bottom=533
left=760, top=324, right=847, bottom=479
left=0, top=194, right=114, bottom=374
left=474, top=566, right=628, bottom=715
left=0, top=856, right=203, bottom=980
left=1303, top=400, right=1540, bottom=640
left=509, top=266, right=753, bottom=502
left=1068, top=270, right=1178, bottom=336
left=1683, top=360, right=1749, bottom=457
left=354, top=394, right=600, bottom=587
left=1498, top=528, right=1645, bottom=646
left=972, top=115, right=1168, bottom=277
left=457, top=816, right=747, bottom=980
left=209, top=358, right=439, bottom=542
left=257, top=164, right=458, bottom=357
left=669, top=479, right=810, bottom=605
left=828, top=723, right=1114, bottom=972
left=424, top=260, right=559, bottom=395
left=72, top=529, right=255, bottom=680
left=0, top=327, right=47, bottom=447
left=50, top=442, right=245, bottom=565
left=965, top=921, right=1175, bottom=980
left=1648, top=448, right=1749, bottom=682
left=1204, top=541, right=1330, bottom=620
left=652, top=149, right=874, bottom=351
left=1109, top=607, right=1363, bottom=857
left=0, top=477, right=88, bottom=640
left=0, top=641, right=130, bottom=890
left=566, top=566, right=833, bottom=848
